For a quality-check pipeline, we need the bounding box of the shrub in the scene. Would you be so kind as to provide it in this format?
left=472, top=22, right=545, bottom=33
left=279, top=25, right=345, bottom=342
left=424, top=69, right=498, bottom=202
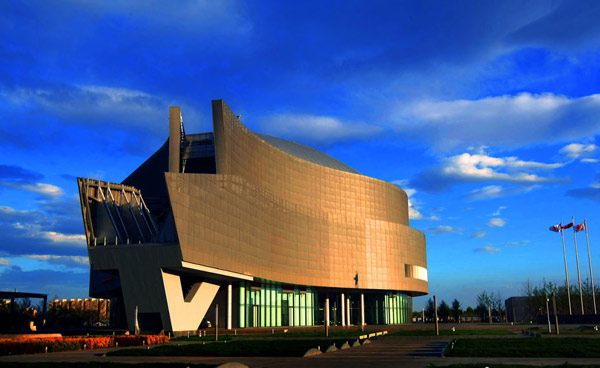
left=0, top=335, right=169, bottom=356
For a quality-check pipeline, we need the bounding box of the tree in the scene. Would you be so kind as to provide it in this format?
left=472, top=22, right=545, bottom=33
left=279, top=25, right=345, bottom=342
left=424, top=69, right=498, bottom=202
left=476, top=291, right=491, bottom=307
left=476, top=291, right=491, bottom=319
left=490, top=291, right=504, bottom=320
left=438, top=300, right=450, bottom=321
left=451, top=299, right=462, bottom=322
left=425, top=298, right=435, bottom=321
left=475, top=290, right=505, bottom=321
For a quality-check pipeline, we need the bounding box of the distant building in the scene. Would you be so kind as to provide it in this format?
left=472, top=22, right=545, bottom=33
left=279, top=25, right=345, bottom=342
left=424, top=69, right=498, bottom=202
left=505, top=296, right=530, bottom=323
left=461, top=316, right=482, bottom=323
left=78, top=101, right=428, bottom=333
left=49, top=298, right=110, bottom=320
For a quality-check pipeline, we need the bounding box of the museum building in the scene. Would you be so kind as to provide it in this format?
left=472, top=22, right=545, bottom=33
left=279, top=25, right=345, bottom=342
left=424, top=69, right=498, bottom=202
left=77, top=100, right=428, bottom=333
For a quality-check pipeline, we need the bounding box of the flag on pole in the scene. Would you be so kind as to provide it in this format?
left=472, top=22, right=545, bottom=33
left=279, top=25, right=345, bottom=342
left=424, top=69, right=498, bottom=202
left=574, top=223, right=585, bottom=232
left=562, top=222, right=574, bottom=229
left=549, top=224, right=561, bottom=232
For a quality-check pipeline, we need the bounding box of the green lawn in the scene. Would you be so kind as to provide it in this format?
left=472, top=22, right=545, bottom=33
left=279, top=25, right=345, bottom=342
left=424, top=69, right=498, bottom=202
left=108, top=339, right=351, bottom=357
left=445, top=338, right=600, bottom=358
left=387, top=329, right=515, bottom=336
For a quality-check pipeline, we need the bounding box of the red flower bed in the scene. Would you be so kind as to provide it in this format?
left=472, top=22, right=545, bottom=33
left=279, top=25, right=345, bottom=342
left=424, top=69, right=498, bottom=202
left=0, top=335, right=169, bottom=355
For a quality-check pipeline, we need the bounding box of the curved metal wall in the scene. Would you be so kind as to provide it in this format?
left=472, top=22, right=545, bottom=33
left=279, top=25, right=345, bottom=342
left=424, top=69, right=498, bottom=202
left=166, top=100, right=427, bottom=295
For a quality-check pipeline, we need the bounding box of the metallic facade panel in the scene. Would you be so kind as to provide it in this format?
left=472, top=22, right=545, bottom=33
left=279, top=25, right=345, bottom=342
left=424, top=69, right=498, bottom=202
left=167, top=100, right=427, bottom=295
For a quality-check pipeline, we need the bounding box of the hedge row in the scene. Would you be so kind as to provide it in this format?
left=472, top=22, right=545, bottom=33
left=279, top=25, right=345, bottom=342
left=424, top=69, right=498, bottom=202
left=0, top=335, right=169, bottom=355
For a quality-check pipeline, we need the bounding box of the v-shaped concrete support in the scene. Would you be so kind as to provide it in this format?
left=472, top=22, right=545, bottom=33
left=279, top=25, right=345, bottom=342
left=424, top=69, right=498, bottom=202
left=161, top=270, right=220, bottom=331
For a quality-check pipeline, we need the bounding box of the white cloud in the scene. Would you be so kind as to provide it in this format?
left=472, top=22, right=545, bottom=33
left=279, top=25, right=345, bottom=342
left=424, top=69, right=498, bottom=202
left=487, top=218, right=506, bottom=227
left=412, top=151, right=567, bottom=192
left=0, top=202, right=86, bottom=257
left=468, top=186, right=504, bottom=200
left=257, top=113, right=383, bottom=146
left=0, top=206, right=37, bottom=220
left=2, top=84, right=207, bottom=136
left=25, top=255, right=88, bottom=267
left=12, top=223, right=86, bottom=247
left=490, top=206, right=507, bottom=216
left=403, top=188, right=416, bottom=197
left=0, top=181, right=63, bottom=198
left=474, top=246, right=500, bottom=254
left=504, top=241, right=529, bottom=246
left=471, top=231, right=487, bottom=239
left=0, top=259, right=11, bottom=266
left=43, top=232, right=86, bottom=245
left=390, top=92, right=600, bottom=150
left=560, top=143, right=598, bottom=160
left=392, top=182, right=439, bottom=220
left=582, top=158, right=599, bottom=163
left=426, top=225, right=465, bottom=234
left=442, top=153, right=562, bottom=180
left=409, top=206, right=440, bottom=221
left=467, top=185, right=536, bottom=200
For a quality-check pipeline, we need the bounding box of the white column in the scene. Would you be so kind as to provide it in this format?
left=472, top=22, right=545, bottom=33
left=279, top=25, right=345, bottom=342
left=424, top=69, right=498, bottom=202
left=346, top=297, right=351, bottom=325
left=341, top=293, right=346, bottom=326
left=325, top=297, right=330, bottom=326
left=227, top=283, right=232, bottom=330
left=360, top=293, right=365, bottom=328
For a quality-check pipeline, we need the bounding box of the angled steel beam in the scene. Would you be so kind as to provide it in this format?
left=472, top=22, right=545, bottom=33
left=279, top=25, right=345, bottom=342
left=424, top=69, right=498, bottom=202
left=122, top=186, right=146, bottom=243
left=107, top=186, right=129, bottom=241
left=132, top=192, right=153, bottom=239
left=139, top=194, right=159, bottom=235
left=98, top=182, right=123, bottom=244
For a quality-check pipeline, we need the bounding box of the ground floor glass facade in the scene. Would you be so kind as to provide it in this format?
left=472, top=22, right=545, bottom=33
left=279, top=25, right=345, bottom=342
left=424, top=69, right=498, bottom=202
left=239, top=281, right=317, bottom=328
left=238, top=280, right=412, bottom=328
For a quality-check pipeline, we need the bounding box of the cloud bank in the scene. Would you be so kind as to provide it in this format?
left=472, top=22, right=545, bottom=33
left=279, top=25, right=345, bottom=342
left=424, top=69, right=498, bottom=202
left=391, top=93, right=600, bottom=151
left=426, top=225, right=465, bottom=234
left=411, top=151, right=568, bottom=193
left=257, top=113, right=383, bottom=146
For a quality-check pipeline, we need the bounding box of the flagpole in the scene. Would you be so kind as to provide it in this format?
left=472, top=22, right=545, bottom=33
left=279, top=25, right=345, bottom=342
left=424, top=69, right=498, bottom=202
left=573, top=216, right=585, bottom=314
left=560, top=222, right=572, bottom=315
left=585, top=219, right=597, bottom=314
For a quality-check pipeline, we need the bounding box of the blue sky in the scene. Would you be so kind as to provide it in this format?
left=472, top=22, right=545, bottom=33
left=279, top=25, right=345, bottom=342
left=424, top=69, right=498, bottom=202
left=1, top=0, right=600, bottom=310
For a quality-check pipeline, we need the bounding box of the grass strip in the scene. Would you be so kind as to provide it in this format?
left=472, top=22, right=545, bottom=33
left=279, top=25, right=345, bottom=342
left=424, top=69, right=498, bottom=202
left=171, top=330, right=366, bottom=341
left=446, top=338, right=600, bottom=358
left=524, top=327, right=600, bottom=335
left=171, top=335, right=233, bottom=342
left=387, top=329, right=515, bottom=336
left=108, top=339, right=351, bottom=357
left=543, top=330, right=600, bottom=335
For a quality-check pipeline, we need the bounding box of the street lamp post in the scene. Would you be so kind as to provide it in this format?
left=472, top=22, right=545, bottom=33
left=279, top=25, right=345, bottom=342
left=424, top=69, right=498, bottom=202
left=545, top=294, right=551, bottom=334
